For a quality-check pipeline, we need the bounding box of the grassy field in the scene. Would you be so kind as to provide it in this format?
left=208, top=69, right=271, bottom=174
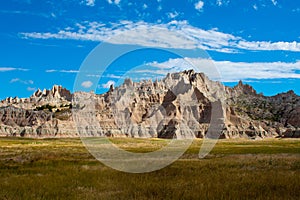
left=0, top=137, right=299, bottom=200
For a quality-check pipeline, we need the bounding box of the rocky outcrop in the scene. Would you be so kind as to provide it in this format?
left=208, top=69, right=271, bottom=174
left=0, top=71, right=299, bottom=138
left=0, top=85, right=75, bottom=137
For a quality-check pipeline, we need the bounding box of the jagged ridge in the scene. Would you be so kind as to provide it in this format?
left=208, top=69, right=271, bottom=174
left=0, top=70, right=299, bottom=138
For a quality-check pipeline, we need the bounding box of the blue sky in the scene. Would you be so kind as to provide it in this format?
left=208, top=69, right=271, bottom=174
left=1, top=0, right=300, bottom=99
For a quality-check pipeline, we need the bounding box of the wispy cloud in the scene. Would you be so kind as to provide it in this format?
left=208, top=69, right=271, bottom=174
left=0, top=67, right=18, bottom=72
left=10, top=78, right=34, bottom=85
left=46, top=69, right=79, bottom=73
left=86, top=74, right=122, bottom=79
left=0, top=67, right=28, bottom=72
left=45, top=69, right=56, bottom=73
left=0, top=10, right=51, bottom=18
left=86, top=74, right=100, bottom=78
left=60, top=70, right=79, bottom=73
left=105, top=74, right=122, bottom=79
left=27, top=87, right=36, bottom=91
left=146, top=58, right=300, bottom=82
left=21, top=20, right=300, bottom=52
left=81, top=81, right=93, bottom=88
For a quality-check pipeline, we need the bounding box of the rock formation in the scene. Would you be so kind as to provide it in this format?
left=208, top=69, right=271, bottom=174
left=0, top=70, right=299, bottom=138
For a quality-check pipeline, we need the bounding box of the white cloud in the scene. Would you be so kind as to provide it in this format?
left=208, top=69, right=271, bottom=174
left=146, top=58, right=300, bottom=82
left=81, top=0, right=95, bottom=6
left=237, top=41, right=300, bottom=51
left=46, top=69, right=79, bottom=73
left=60, top=70, right=79, bottom=73
left=107, top=0, right=120, bottom=5
left=146, top=58, right=220, bottom=80
left=50, top=13, right=56, bottom=18
left=213, top=60, right=300, bottom=81
left=86, top=0, right=95, bottom=6
left=27, top=87, right=36, bottom=91
left=21, top=20, right=300, bottom=52
left=216, top=0, right=222, bottom=6
left=167, top=11, right=179, bottom=19
left=10, top=78, right=34, bottom=85
left=81, top=81, right=93, bottom=88
left=253, top=4, right=258, bottom=10
left=0, top=67, right=17, bottom=72
left=101, top=80, right=115, bottom=88
left=10, top=78, right=20, bottom=83
left=216, top=0, right=230, bottom=6
left=195, top=1, right=204, bottom=11
left=86, top=74, right=100, bottom=78
left=87, top=74, right=122, bottom=79
left=106, top=74, right=122, bottom=79
left=271, top=0, right=277, bottom=6
left=45, top=69, right=57, bottom=73
left=0, top=67, right=28, bottom=72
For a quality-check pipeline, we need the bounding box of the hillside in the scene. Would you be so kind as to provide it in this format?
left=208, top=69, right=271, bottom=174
left=0, top=70, right=299, bottom=138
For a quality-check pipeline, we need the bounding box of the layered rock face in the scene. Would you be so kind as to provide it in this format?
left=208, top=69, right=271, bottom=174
left=0, top=70, right=299, bottom=138
left=73, top=70, right=226, bottom=139
left=0, top=85, right=75, bottom=137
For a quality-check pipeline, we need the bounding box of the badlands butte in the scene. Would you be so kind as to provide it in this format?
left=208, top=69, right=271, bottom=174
left=0, top=70, right=299, bottom=139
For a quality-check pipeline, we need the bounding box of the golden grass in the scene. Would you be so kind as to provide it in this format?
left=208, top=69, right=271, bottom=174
left=0, top=137, right=299, bottom=199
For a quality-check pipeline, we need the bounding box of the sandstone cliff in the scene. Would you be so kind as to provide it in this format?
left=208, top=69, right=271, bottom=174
left=0, top=70, right=299, bottom=138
